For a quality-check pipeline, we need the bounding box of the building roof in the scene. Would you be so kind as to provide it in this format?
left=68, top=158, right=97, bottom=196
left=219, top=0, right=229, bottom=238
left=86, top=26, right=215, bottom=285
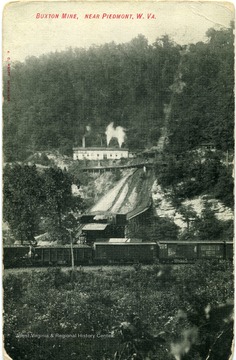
left=73, top=147, right=128, bottom=151
left=157, top=240, right=227, bottom=245
left=93, top=214, right=109, bottom=221
left=108, top=238, right=142, bottom=243
left=4, top=244, right=91, bottom=248
left=108, top=238, right=128, bottom=243
left=94, top=242, right=156, bottom=246
left=82, top=223, right=108, bottom=231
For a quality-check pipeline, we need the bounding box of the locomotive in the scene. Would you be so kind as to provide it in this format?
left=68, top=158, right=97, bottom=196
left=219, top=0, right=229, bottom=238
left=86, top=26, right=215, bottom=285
left=3, top=240, right=233, bottom=268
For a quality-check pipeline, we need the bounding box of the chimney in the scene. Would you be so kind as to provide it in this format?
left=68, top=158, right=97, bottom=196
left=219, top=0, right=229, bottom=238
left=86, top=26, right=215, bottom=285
left=82, top=136, right=86, bottom=148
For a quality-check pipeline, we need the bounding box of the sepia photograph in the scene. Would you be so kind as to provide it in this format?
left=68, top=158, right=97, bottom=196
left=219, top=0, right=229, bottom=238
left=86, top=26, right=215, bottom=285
left=2, top=1, right=234, bottom=359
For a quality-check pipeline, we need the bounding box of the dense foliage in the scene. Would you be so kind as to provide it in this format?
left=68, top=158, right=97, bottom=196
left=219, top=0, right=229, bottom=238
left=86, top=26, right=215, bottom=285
left=157, top=151, right=234, bottom=208
left=3, top=165, right=85, bottom=243
left=131, top=214, right=179, bottom=241
left=178, top=202, right=233, bottom=241
left=166, top=26, right=234, bottom=154
left=3, top=26, right=233, bottom=162
left=156, top=25, right=234, bottom=208
left=3, top=164, right=44, bottom=243
left=3, top=34, right=180, bottom=161
left=4, top=262, right=233, bottom=360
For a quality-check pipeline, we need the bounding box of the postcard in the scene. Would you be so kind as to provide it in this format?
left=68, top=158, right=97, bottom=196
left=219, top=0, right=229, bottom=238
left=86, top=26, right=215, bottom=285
left=2, top=1, right=234, bottom=360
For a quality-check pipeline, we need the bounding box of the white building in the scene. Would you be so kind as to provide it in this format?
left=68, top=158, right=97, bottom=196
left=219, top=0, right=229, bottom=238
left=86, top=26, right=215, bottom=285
left=73, top=147, right=129, bottom=161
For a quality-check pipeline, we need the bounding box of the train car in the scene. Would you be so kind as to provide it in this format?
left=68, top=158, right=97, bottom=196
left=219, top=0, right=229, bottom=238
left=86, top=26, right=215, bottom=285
left=3, top=245, right=93, bottom=268
left=3, top=240, right=233, bottom=268
left=197, top=241, right=225, bottom=260
left=34, top=245, right=93, bottom=266
left=94, top=242, right=157, bottom=264
left=225, top=241, right=234, bottom=260
left=4, top=245, right=33, bottom=268
left=158, top=241, right=198, bottom=263
left=158, top=241, right=233, bottom=263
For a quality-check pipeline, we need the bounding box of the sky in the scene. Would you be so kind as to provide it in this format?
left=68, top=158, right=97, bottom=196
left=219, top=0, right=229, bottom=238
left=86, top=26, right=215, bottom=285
left=2, top=1, right=234, bottom=63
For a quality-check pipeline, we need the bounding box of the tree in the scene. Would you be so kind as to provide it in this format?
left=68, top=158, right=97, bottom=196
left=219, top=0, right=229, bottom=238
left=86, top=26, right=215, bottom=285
left=42, top=167, right=81, bottom=243
left=178, top=205, right=198, bottom=232
left=131, top=215, right=178, bottom=242
left=3, top=164, right=43, bottom=243
left=213, top=166, right=234, bottom=208
left=193, top=202, right=225, bottom=240
left=151, top=217, right=179, bottom=241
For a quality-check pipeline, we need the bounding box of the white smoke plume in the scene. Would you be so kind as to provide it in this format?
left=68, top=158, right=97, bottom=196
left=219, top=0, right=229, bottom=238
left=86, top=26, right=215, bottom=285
left=171, top=327, right=198, bottom=360
left=105, top=122, right=126, bottom=148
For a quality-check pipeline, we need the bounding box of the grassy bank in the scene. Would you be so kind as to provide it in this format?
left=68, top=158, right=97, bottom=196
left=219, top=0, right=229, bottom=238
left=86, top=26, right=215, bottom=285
left=4, top=261, right=233, bottom=360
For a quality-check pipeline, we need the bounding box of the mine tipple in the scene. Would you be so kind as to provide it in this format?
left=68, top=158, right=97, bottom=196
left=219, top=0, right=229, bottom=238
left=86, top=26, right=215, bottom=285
left=3, top=240, right=233, bottom=268
left=79, top=213, right=127, bottom=245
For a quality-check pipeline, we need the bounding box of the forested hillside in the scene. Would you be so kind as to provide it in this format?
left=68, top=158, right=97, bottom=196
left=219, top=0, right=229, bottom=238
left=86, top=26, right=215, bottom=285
left=3, top=34, right=180, bottom=161
left=3, top=25, right=234, bottom=242
left=166, top=26, right=234, bottom=154
left=154, top=25, right=234, bottom=209
left=3, top=26, right=233, bottom=163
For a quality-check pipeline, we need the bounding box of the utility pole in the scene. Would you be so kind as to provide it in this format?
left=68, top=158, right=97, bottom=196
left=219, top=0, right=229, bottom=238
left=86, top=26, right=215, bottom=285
left=226, top=150, right=229, bottom=169
left=70, top=230, right=75, bottom=271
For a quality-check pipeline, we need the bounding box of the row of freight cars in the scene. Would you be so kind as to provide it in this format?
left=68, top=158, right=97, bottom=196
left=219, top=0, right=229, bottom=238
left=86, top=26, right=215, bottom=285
left=3, top=240, right=233, bottom=268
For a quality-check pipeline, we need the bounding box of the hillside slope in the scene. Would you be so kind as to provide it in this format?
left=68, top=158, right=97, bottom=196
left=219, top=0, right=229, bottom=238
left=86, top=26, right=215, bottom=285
left=89, top=168, right=155, bottom=217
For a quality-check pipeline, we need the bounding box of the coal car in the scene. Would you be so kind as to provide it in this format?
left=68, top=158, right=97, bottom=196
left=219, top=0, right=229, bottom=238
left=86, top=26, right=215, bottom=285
left=33, top=245, right=93, bottom=266
left=4, top=244, right=93, bottom=268
left=4, top=245, right=32, bottom=268
left=157, top=241, right=233, bottom=263
left=3, top=240, right=233, bottom=268
left=94, top=242, right=157, bottom=264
